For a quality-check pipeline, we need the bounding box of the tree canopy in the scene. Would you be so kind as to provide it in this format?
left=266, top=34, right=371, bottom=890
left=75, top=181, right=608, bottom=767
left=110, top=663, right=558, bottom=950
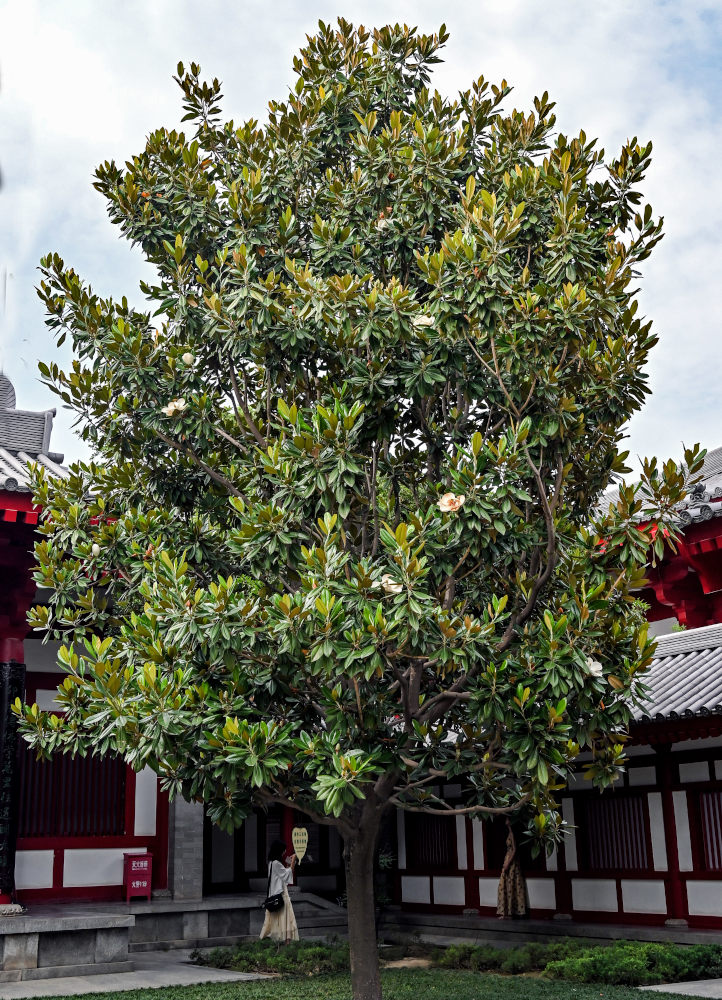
left=19, top=20, right=699, bottom=1000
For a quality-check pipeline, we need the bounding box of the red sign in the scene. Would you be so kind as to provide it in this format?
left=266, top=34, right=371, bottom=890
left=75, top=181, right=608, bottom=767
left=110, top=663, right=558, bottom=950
left=123, top=852, right=152, bottom=901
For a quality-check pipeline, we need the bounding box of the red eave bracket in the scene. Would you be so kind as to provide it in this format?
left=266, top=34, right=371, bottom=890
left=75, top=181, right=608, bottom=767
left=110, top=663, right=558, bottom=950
left=0, top=490, right=41, bottom=523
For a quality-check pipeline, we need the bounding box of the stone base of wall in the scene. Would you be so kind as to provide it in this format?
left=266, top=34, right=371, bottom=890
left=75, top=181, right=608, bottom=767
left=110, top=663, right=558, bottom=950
left=380, top=908, right=722, bottom=948
left=0, top=912, right=133, bottom=982
left=0, top=892, right=348, bottom=980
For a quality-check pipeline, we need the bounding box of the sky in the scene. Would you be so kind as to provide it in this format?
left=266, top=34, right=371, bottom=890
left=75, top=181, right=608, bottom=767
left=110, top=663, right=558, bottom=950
left=0, top=0, right=720, bottom=469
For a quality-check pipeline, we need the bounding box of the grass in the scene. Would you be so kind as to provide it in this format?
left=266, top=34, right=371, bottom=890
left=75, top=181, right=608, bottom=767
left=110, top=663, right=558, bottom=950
left=35, top=969, right=696, bottom=1000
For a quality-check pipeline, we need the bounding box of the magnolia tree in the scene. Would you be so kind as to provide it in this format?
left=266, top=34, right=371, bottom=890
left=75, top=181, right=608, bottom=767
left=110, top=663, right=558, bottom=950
left=19, top=21, right=699, bottom=1000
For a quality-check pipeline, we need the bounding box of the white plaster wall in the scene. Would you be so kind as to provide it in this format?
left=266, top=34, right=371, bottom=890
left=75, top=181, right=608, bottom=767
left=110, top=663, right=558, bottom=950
left=34, top=688, right=62, bottom=711
left=478, top=877, right=499, bottom=907
left=620, top=879, right=667, bottom=913
left=24, top=640, right=62, bottom=673
left=15, top=850, right=53, bottom=889
left=687, top=881, right=722, bottom=917
left=561, top=798, right=577, bottom=870
left=527, top=878, right=556, bottom=909
left=63, top=847, right=146, bottom=887
left=401, top=876, right=430, bottom=904
left=628, top=765, right=657, bottom=786
left=455, top=816, right=467, bottom=870
left=397, top=811, right=406, bottom=869
left=567, top=772, right=585, bottom=789
left=546, top=846, right=558, bottom=872
left=572, top=878, right=617, bottom=912
left=679, top=761, right=711, bottom=783
left=433, top=876, right=466, bottom=906
left=715, top=760, right=722, bottom=781
left=134, top=767, right=157, bottom=836
left=647, top=793, right=668, bottom=871
left=672, top=737, right=722, bottom=752
left=443, top=784, right=462, bottom=799
left=472, top=819, right=484, bottom=870
left=672, top=791, right=694, bottom=871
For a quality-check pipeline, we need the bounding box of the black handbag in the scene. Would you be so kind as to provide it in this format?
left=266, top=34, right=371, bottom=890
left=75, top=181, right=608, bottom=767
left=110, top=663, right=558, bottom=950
left=262, top=863, right=285, bottom=912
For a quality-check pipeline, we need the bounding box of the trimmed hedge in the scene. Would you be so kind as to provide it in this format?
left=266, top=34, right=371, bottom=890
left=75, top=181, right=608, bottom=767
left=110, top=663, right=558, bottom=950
left=191, top=938, right=350, bottom=976
left=433, top=938, right=722, bottom=985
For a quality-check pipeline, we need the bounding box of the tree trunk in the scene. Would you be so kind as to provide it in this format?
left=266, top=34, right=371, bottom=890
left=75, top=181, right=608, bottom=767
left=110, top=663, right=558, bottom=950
left=345, top=825, right=382, bottom=1000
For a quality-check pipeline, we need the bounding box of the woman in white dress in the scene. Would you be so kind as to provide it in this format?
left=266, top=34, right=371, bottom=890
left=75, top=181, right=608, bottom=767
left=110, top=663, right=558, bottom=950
left=260, top=840, right=298, bottom=943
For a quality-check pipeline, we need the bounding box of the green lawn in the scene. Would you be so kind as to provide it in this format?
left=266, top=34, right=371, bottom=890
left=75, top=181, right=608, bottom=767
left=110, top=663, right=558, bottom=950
left=39, top=970, right=693, bottom=1000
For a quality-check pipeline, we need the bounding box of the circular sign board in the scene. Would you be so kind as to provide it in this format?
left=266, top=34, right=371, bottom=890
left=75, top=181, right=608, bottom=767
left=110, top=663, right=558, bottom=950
left=292, top=826, right=309, bottom=863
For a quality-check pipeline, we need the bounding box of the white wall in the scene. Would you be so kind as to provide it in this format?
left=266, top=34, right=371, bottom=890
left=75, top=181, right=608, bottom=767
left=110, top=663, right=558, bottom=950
left=15, top=850, right=53, bottom=889
left=133, top=767, right=157, bottom=836
left=63, top=847, right=146, bottom=887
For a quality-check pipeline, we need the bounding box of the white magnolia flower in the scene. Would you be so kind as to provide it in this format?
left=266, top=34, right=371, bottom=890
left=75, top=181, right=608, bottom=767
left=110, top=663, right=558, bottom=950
left=376, top=217, right=388, bottom=230
left=381, top=573, right=403, bottom=595
left=181, top=352, right=195, bottom=366
left=438, top=492, right=466, bottom=513
left=413, top=314, right=435, bottom=328
left=91, top=543, right=101, bottom=557
left=161, top=397, right=187, bottom=417
left=586, top=656, right=604, bottom=678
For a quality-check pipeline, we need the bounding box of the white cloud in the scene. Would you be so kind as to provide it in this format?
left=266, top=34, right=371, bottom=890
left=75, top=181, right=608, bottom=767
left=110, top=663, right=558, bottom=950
left=0, top=0, right=720, bottom=470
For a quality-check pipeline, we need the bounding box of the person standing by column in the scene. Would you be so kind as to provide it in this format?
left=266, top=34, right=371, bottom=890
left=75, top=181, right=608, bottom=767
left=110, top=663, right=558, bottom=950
left=260, top=840, right=299, bottom=943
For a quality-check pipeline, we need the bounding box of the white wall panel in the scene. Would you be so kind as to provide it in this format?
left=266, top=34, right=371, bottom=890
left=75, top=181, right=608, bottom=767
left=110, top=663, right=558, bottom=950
left=134, top=767, right=157, bottom=836
left=478, top=877, right=499, bottom=907
left=63, top=847, right=146, bottom=887
left=621, top=879, right=666, bottom=913
left=561, top=798, right=577, bottom=870
left=672, top=791, right=694, bottom=871
left=15, top=850, right=53, bottom=889
left=546, top=846, right=558, bottom=872
left=433, top=876, right=466, bottom=906
left=647, top=793, right=668, bottom=871
left=679, top=761, right=710, bottom=783
left=527, top=878, right=556, bottom=909
left=628, top=765, right=657, bottom=786
left=715, top=760, right=722, bottom=781
left=687, top=881, right=722, bottom=916
left=401, top=876, right=430, bottom=904
left=572, top=878, right=617, bottom=911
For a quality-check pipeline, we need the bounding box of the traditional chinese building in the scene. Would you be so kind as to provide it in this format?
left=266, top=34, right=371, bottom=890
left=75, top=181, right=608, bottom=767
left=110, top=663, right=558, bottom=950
left=391, top=624, right=722, bottom=931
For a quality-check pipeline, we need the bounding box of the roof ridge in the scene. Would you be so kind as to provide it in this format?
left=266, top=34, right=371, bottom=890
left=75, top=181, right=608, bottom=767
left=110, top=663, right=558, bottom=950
left=654, top=622, right=722, bottom=655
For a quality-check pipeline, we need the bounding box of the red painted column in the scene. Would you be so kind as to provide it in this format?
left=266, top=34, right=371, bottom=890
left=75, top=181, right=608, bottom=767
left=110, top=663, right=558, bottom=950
left=656, top=745, right=687, bottom=924
left=0, top=516, right=41, bottom=903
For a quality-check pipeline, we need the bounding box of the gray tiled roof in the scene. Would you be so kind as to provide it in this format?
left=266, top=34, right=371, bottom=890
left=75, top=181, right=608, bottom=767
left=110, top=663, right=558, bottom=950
left=603, top=445, right=722, bottom=527
left=0, top=447, right=67, bottom=492
left=0, top=375, right=67, bottom=493
left=635, top=624, right=722, bottom=721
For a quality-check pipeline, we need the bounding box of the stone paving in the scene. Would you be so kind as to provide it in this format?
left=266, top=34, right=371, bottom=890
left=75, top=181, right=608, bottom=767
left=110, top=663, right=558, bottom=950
left=0, top=949, right=266, bottom=999
left=643, top=981, right=722, bottom=998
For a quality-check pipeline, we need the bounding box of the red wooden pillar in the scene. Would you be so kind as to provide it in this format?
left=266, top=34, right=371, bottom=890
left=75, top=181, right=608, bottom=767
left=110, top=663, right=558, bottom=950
left=656, top=744, right=687, bottom=924
left=0, top=519, right=36, bottom=903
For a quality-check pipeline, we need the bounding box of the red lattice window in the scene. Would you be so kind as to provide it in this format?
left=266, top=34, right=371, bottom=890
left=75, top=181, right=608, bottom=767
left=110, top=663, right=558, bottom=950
left=405, top=813, right=456, bottom=869
left=17, top=745, right=126, bottom=838
left=580, top=794, right=650, bottom=871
